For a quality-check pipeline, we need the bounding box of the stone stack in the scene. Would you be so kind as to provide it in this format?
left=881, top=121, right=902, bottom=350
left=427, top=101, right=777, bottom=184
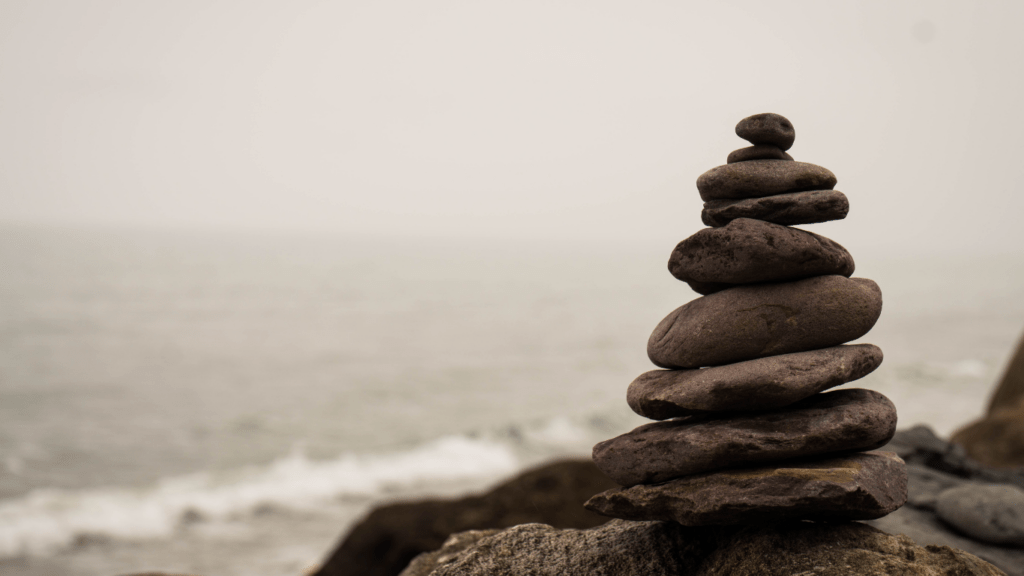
left=584, top=113, right=908, bottom=526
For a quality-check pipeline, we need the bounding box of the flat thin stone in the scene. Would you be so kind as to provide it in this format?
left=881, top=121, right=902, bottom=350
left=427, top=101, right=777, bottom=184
left=648, top=275, right=882, bottom=369
left=697, top=161, right=836, bottom=202
left=727, top=145, right=794, bottom=164
left=585, top=451, right=907, bottom=525
left=592, top=388, right=897, bottom=487
left=736, top=113, right=796, bottom=150
left=627, top=344, right=883, bottom=419
left=667, top=218, right=854, bottom=289
left=702, top=190, right=849, bottom=228
left=936, top=483, right=1024, bottom=546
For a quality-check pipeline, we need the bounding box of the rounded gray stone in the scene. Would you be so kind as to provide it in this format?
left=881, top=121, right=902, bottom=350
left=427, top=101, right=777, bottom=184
left=627, top=344, right=883, bottom=419
left=667, top=218, right=854, bottom=289
left=593, top=388, right=898, bottom=487
left=648, top=275, right=882, bottom=369
left=697, top=160, right=837, bottom=202
left=727, top=145, right=794, bottom=164
left=736, top=113, right=796, bottom=150
left=936, top=483, right=1024, bottom=546
left=585, top=451, right=908, bottom=525
left=702, top=190, right=850, bottom=228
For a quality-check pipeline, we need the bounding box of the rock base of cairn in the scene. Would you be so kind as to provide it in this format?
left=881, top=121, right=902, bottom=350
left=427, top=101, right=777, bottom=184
left=586, top=113, right=907, bottom=525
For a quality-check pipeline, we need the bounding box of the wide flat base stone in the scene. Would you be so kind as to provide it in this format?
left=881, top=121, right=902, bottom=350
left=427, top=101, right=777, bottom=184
left=594, top=388, right=897, bottom=487
left=585, top=451, right=908, bottom=525
left=401, top=517, right=1005, bottom=576
left=702, top=189, right=849, bottom=227
left=627, top=344, right=883, bottom=419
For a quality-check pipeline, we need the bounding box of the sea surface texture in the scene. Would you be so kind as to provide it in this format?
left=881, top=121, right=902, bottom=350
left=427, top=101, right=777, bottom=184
left=0, top=225, right=1021, bottom=576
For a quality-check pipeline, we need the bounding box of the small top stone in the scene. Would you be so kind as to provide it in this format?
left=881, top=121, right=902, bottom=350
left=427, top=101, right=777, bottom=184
left=736, top=113, right=795, bottom=151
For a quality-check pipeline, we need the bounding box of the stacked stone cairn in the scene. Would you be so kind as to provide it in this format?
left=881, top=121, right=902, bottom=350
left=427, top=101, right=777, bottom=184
left=584, top=113, right=908, bottom=526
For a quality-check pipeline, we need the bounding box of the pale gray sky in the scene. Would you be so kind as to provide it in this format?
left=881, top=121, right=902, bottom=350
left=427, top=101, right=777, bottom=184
left=1, top=0, right=1022, bottom=255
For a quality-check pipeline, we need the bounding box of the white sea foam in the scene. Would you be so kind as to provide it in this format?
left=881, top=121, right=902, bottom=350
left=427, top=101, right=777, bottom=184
left=0, top=435, right=518, bottom=558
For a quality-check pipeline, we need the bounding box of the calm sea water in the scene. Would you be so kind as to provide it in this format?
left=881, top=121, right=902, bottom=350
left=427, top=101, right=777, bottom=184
left=0, top=224, right=1021, bottom=576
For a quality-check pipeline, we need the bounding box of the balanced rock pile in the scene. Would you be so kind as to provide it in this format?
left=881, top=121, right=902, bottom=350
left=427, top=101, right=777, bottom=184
left=585, top=113, right=908, bottom=525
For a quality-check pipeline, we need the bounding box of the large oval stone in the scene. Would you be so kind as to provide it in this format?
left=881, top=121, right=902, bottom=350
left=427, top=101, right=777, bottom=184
left=667, top=218, right=854, bottom=288
left=648, top=275, right=882, bottom=369
left=585, top=451, right=907, bottom=525
left=627, top=344, right=883, bottom=419
left=935, top=483, right=1024, bottom=546
left=697, top=161, right=836, bottom=201
left=592, top=388, right=897, bottom=487
left=702, top=190, right=849, bottom=227
left=736, top=113, right=796, bottom=150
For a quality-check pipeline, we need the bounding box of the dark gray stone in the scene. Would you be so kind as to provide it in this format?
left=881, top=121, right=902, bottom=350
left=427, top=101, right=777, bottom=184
left=585, top=451, right=907, bottom=525
left=593, top=388, right=897, bottom=487
left=697, top=160, right=837, bottom=201
left=702, top=190, right=849, bottom=227
left=668, top=218, right=854, bottom=290
left=727, top=145, right=794, bottom=163
left=881, top=424, right=1024, bottom=488
left=906, top=464, right=968, bottom=510
left=627, top=344, right=883, bottom=419
left=936, top=483, right=1024, bottom=546
left=736, top=113, right=796, bottom=150
left=648, top=275, right=882, bottom=369
left=401, top=518, right=1005, bottom=576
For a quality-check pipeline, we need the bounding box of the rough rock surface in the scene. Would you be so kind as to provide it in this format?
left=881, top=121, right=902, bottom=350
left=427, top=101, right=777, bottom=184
left=727, top=144, right=794, bottom=163
left=627, top=344, right=883, bottom=419
left=735, top=113, right=796, bottom=150
left=585, top=451, right=907, bottom=525
left=697, top=160, right=836, bottom=201
left=668, top=218, right=854, bottom=289
left=953, top=331, right=1024, bottom=468
left=648, top=275, right=882, bottom=369
left=311, top=460, right=616, bottom=576
left=951, top=404, right=1024, bottom=468
left=936, top=483, right=1024, bottom=546
left=702, top=189, right=849, bottom=227
left=400, top=518, right=1005, bottom=576
left=593, top=388, right=897, bottom=486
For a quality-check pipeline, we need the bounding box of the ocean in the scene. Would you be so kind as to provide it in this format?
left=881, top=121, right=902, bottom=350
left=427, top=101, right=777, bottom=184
left=0, top=224, right=1021, bottom=576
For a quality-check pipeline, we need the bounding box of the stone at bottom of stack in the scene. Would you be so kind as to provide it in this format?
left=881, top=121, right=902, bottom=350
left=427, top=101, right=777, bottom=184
left=585, top=451, right=906, bottom=525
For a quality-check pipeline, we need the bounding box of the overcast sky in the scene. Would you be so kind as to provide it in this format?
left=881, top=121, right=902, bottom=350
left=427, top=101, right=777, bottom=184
left=1, top=0, right=1022, bottom=255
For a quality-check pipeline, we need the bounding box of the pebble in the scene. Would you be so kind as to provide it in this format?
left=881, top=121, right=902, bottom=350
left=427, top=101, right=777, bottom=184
left=585, top=451, right=907, bottom=525
left=647, top=275, right=882, bottom=369
left=702, top=190, right=849, bottom=228
left=735, top=113, right=796, bottom=150
left=667, top=218, right=854, bottom=288
left=592, top=388, right=897, bottom=487
left=936, top=483, right=1024, bottom=546
left=627, top=344, right=883, bottom=419
left=697, top=161, right=836, bottom=201
left=727, top=145, right=794, bottom=163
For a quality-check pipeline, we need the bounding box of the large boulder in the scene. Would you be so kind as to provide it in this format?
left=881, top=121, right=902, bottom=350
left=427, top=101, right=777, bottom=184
left=311, top=459, right=616, bottom=576
left=400, top=518, right=1004, bottom=576
left=952, top=330, right=1024, bottom=468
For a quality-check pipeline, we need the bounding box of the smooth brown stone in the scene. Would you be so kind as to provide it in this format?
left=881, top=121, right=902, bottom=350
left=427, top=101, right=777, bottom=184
left=592, top=388, right=897, bottom=487
left=702, top=190, right=850, bottom=228
left=585, top=451, right=907, bottom=525
left=697, top=161, right=836, bottom=202
left=648, top=275, right=882, bottom=369
left=627, top=344, right=883, bottom=419
left=668, top=218, right=854, bottom=289
left=736, top=113, right=796, bottom=151
left=727, top=145, right=794, bottom=164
